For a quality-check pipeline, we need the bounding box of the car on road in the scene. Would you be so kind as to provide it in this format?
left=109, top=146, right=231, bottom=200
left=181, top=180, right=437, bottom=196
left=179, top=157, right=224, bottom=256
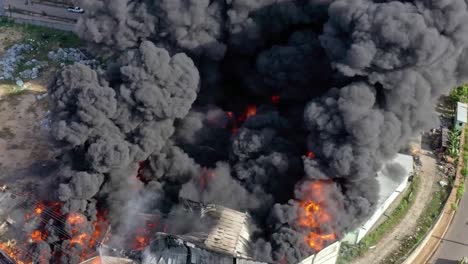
left=66, top=6, right=84, bottom=13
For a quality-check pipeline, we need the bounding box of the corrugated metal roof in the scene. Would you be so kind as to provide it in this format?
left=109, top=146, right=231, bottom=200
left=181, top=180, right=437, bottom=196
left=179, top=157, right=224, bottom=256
left=203, top=206, right=253, bottom=258
left=457, top=102, right=468, bottom=123
left=79, top=256, right=134, bottom=264
left=143, top=234, right=261, bottom=264
left=143, top=201, right=270, bottom=264
left=236, top=259, right=270, bottom=264
left=0, top=191, right=26, bottom=218
left=376, top=153, right=413, bottom=206
left=298, top=241, right=341, bottom=264
left=189, top=247, right=232, bottom=264
left=0, top=249, right=15, bottom=264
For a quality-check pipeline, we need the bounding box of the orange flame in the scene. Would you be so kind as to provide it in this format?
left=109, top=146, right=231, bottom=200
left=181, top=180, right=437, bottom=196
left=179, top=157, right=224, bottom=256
left=30, top=230, right=46, bottom=243
left=305, top=232, right=337, bottom=252
left=90, top=256, right=103, bottom=264
left=67, top=213, right=86, bottom=226
left=89, top=211, right=109, bottom=248
left=297, top=181, right=337, bottom=252
left=70, top=233, right=89, bottom=246
left=0, top=241, right=27, bottom=264
left=34, top=203, right=45, bottom=215
left=2, top=202, right=106, bottom=264
left=236, top=105, right=257, bottom=124
left=246, top=105, right=257, bottom=118
left=134, top=236, right=149, bottom=250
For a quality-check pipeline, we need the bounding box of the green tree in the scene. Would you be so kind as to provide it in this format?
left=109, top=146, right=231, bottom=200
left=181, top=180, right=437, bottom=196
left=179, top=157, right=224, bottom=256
left=449, top=84, right=468, bottom=106
left=447, top=130, right=461, bottom=158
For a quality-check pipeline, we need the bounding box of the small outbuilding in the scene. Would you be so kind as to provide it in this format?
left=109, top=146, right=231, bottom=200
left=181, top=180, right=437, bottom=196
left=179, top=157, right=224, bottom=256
left=455, top=102, right=467, bottom=131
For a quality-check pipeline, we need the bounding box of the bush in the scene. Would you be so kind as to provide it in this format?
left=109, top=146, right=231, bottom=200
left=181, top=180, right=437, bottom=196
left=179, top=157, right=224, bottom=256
left=449, top=84, right=468, bottom=107
left=462, top=167, right=468, bottom=177
left=381, top=187, right=450, bottom=263
left=451, top=202, right=458, bottom=211
left=447, top=129, right=461, bottom=158
left=337, top=177, right=420, bottom=263
left=457, top=182, right=465, bottom=200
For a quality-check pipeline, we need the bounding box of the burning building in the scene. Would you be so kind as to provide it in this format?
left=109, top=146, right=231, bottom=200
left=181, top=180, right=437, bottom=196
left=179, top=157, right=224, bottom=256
left=4, top=0, right=468, bottom=263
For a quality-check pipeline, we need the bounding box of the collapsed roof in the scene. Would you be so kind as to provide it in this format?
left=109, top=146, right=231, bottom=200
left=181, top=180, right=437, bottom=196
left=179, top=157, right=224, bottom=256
left=81, top=200, right=269, bottom=264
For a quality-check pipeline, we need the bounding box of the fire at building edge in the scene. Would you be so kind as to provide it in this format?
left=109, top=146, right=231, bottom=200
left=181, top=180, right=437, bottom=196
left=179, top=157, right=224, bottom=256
left=5, top=0, right=468, bottom=263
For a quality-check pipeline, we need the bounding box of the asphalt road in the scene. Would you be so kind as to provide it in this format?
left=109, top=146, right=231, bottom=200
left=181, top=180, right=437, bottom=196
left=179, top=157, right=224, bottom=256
left=4, top=0, right=80, bottom=21
left=430, top=187, right=468, bottom=264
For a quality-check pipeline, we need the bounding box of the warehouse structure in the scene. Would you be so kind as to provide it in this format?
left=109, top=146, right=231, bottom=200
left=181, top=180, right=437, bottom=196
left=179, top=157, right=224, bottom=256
left=78, top=153, right=414, bottom=264
left=343, top=153, right=414, bottom=245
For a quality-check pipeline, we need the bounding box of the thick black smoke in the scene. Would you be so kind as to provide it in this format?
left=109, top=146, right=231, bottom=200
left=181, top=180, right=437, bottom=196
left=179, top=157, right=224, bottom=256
left=45, top=0, right=468, bottom=263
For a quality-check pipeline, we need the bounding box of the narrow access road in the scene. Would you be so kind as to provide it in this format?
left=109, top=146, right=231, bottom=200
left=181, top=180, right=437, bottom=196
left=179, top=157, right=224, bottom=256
left=351, top=143, right=437, bottom=264
left=429, top=184, right=468, bottom=263
left=4, top=0, right=80, bottom=20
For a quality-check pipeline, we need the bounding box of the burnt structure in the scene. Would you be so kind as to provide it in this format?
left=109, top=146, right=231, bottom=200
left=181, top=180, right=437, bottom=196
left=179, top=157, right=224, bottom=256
left=3, top=0, right=468, bottom=263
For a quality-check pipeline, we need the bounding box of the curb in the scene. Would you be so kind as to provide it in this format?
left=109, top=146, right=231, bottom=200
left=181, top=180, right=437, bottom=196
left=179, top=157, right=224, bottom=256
left=404, top=128, right=465, bottom=264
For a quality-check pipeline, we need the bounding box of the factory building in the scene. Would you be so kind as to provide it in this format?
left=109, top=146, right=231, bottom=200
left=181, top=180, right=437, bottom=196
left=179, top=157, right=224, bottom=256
left=297, top=153, right=414, bottom=264
left=80, top=153, right=414, bottom=264
left=0, top=154, right=413, bottom=264
left=343, top=153, right=414, bottom=245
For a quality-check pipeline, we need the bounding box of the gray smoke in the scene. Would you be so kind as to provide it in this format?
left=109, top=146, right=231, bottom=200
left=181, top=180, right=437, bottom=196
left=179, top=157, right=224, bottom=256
left=44, top=0, right=468, bottom=263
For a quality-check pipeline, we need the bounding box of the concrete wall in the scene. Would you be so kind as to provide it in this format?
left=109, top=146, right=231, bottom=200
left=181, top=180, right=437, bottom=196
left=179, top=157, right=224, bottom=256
left=355, top=177, right=409, bottom=243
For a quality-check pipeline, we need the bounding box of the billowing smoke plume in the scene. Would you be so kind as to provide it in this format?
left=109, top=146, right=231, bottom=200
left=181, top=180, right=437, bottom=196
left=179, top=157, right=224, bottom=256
left=44, top=0, right=468, bottom=263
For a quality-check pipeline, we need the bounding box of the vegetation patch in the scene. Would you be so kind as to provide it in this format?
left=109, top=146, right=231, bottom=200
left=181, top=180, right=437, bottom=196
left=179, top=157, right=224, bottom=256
left=0, top=18, right=81, bottom=50
left=0, top=82, right=29, bottom=98
left=380, top=185, right=450, bottom=264
left=0, top=17, right=83, bottom=79
left=448, top=84, right=468, bottom=107
left=337, top=176, right=420, bottom=264
left=457, top=181, right=465, bottom=200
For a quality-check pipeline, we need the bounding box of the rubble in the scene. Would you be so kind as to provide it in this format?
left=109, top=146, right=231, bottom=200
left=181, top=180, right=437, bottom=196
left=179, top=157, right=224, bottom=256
left=47, top=48, right=98, bottom=67
left=0, top=45, right=96, bottom=82
left=36, top=93, right=48, bottom=101
left=15, top=79, right=24, bottom=89
left=0, top=44, right=32, bottom=80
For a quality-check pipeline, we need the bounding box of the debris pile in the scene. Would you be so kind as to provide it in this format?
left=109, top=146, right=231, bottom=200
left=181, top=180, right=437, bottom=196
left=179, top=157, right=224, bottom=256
left=0, top=44, right=33, bottom=80
left=47, top=48, right=98, bottom=67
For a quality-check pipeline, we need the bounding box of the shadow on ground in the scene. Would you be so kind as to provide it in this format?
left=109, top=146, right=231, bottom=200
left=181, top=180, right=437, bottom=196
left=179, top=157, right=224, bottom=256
left=434, top=259, right=459, bottom=264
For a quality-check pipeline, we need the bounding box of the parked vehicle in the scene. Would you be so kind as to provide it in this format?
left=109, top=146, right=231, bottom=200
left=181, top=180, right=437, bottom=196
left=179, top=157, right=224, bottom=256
left=66, top=6, right=84, bottom=13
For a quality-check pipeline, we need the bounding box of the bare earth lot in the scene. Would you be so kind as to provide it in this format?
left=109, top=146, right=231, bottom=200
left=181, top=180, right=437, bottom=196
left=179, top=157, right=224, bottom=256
left=0, top=27, right=23, bottom=53
left=0, top=28, right=56, bottom=187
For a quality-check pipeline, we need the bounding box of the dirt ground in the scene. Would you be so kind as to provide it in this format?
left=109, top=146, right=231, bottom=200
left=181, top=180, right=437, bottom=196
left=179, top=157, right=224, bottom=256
left=0, top=69, right=57, bottom=188
left=0, top=28, right=24, bottom=53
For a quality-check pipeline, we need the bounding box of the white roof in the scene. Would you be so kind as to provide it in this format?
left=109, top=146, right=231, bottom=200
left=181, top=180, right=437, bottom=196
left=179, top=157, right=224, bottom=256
left=79, top=256, right=133, bottom=264
left=376, top=154, right=413, bottom=207
left=457, top=102, right=467, bottom=123
left=202, top=205, right=253, bottom=258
